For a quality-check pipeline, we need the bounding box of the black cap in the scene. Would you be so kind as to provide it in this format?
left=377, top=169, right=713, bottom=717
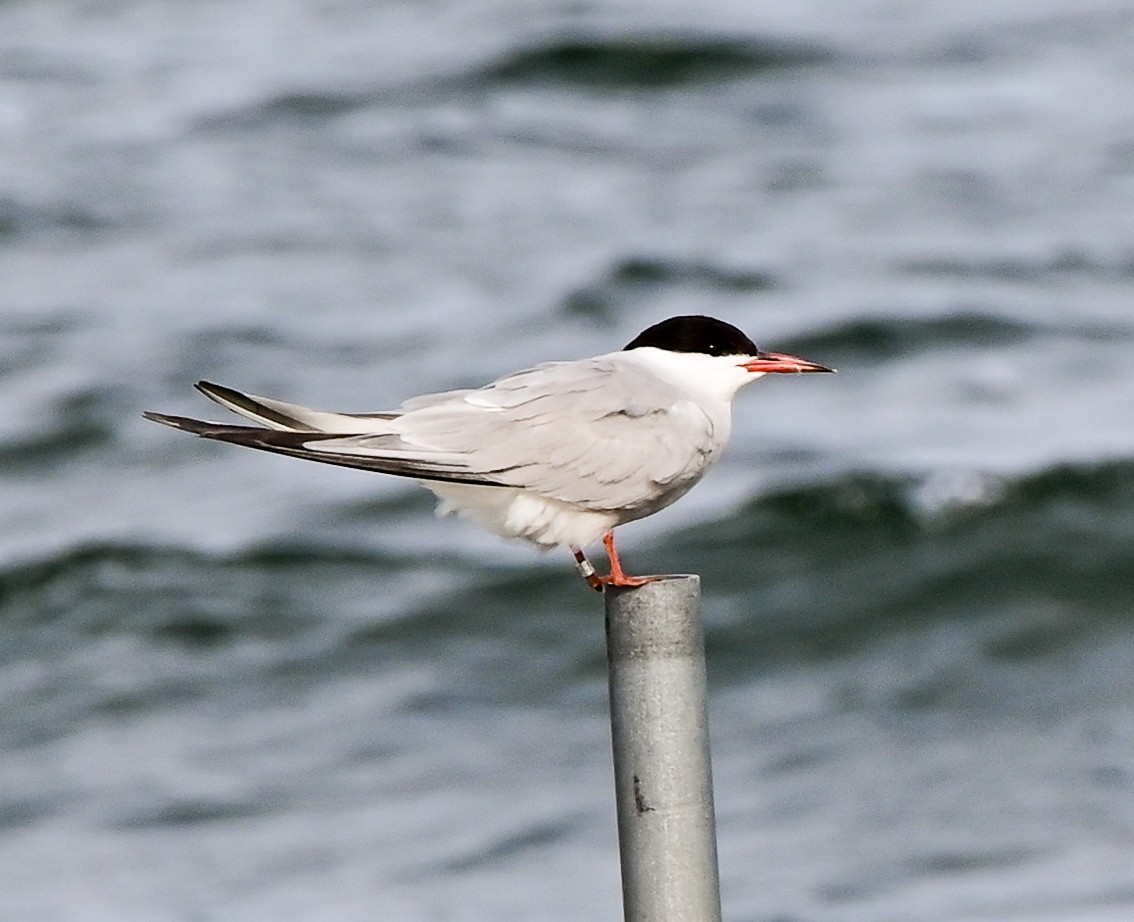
left=623, top=315, right=760, bottom=357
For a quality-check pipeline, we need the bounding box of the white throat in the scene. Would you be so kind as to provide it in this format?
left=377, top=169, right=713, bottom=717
left=616, top=346, right=759, bottom=404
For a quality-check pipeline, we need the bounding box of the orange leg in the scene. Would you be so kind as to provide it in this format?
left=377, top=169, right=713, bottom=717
left=601, top=532, right=654, bottom=588
left=570, top=533, right=659, bottom=591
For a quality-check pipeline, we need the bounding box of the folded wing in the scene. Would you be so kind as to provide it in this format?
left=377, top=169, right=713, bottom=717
left=146, top=358, right=718, bottom=512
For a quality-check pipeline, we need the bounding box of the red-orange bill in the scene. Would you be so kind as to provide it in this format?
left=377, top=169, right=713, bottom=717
left=742, top=352, right=836, bottom=374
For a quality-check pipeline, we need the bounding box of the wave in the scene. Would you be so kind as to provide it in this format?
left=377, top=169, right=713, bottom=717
left=3, top=460, right=1132, bottom=682
left=194, top=89, right=378, bottom=132
left=780, top=312, right=1039, bottom=366
left=0, top=386, right=120, bottom=470
left=679, top=460, right=1134, bottom=671
left=899, top=249, right=1134, bottom=282
left=191, top=32, right=833, bottom=132
left=0, top=310, right=82, bottom=380
left=0, top=194, right=123, bottom=241
left=562, top=255, right=776, bottom=319
left=475, top=33, right=832, bottom=89
left=0, top=541, right=400, bottom=629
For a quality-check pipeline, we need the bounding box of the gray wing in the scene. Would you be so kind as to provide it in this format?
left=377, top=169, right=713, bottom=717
left=145, top=359, right=720, bottom=512
left=314, top=358, right=721, bottom=513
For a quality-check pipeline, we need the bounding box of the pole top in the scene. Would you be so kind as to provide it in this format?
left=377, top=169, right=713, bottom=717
left=603, top=574, right=700, bottom=600
left=603, top=575, right=703, bottom=658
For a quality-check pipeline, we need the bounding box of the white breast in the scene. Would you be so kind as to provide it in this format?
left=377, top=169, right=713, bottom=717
left=426, top=482, right=620, bottom=549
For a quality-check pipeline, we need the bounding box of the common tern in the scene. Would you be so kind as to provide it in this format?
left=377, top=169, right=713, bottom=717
left=145, top=315, right=833, bottom=590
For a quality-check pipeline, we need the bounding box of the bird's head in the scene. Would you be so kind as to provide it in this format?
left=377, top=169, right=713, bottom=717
left=623, top=315, right=834, bottom=399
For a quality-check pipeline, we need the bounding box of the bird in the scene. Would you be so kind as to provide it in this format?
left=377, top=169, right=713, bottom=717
left=145, top=315, right=833, bottom=591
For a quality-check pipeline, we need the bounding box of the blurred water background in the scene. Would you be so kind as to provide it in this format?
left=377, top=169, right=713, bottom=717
left=3, top=1, right=1134, bottom=919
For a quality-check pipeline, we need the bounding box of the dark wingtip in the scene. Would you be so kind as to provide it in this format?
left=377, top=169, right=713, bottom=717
left=195, top=380, right=227, bottom=399
left=142, top=411, right=216, bottom=435
left=192, top=379, right=318, bottom=431
left=143, top=410, right=180, bottom=427
left=195, top=380, right=248, bottom=402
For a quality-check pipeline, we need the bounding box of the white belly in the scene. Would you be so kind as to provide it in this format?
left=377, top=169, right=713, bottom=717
left=424, top=482, right=619, bottom=549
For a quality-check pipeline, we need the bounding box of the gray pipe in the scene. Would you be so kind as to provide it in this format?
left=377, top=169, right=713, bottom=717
left=604, top=575, right=722, bottom=922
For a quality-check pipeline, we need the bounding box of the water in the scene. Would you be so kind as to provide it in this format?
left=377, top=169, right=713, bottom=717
left=3, top=1, right=1134, bottom=919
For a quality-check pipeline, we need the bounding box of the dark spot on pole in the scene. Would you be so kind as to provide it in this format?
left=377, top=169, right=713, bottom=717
left=632, top=774, right=655, bottom=814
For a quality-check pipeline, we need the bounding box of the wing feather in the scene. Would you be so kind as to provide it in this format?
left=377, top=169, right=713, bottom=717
left=383, top=358, right=720, bottom=513
left=194, top=380, right=401, bottom=434
left=149, top=356, right=720, bottom=516
left=142, top=411, right=508, bottom=486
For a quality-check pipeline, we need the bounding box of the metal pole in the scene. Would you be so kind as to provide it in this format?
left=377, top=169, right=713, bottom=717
left=604, top=575, right=722, bottom=922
